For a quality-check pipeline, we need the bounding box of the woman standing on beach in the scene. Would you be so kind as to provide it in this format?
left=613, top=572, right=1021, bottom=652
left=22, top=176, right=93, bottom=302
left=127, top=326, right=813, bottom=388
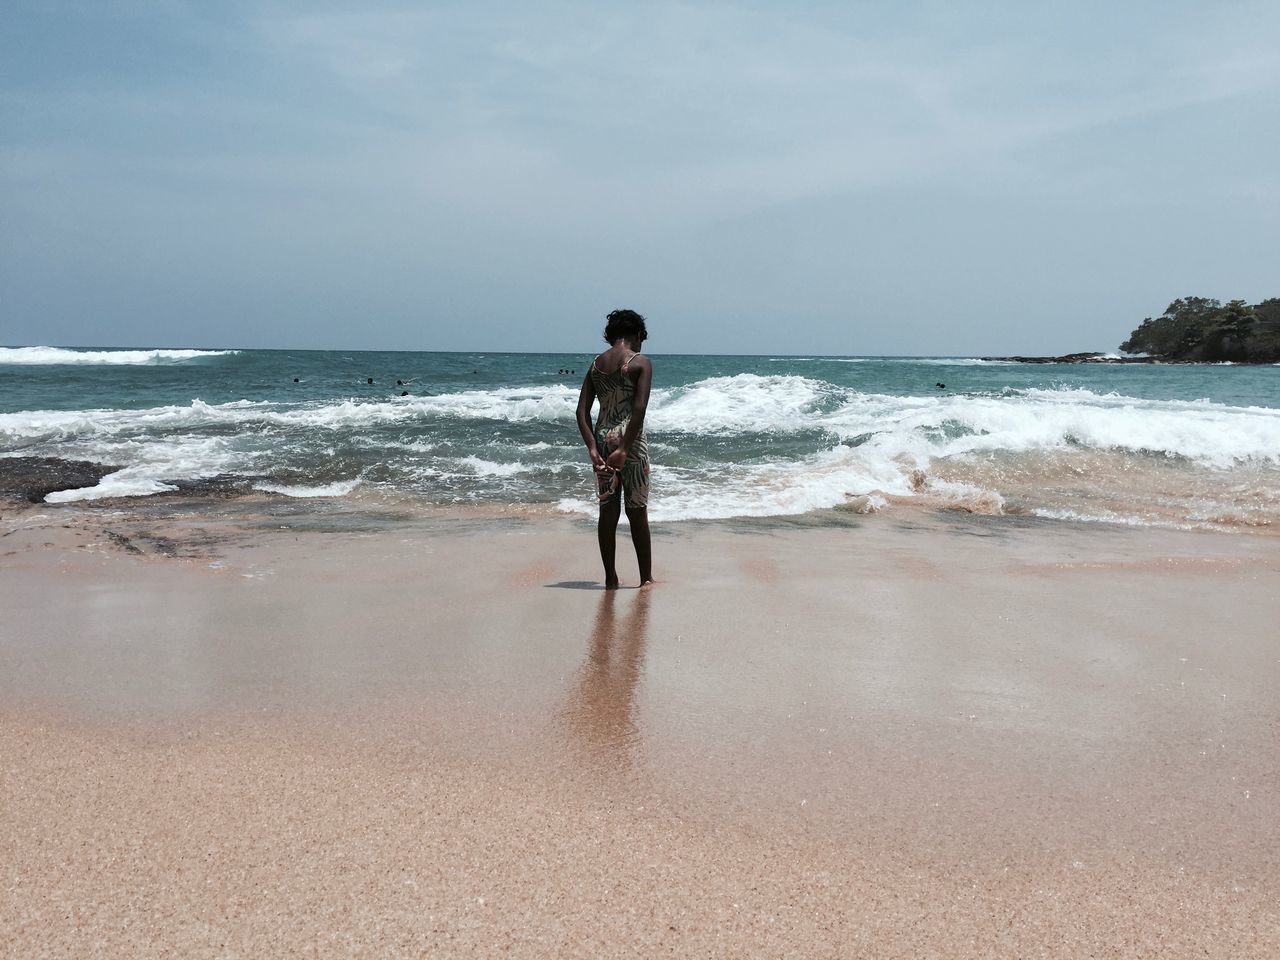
left=576, top=309, right=654, bottom=589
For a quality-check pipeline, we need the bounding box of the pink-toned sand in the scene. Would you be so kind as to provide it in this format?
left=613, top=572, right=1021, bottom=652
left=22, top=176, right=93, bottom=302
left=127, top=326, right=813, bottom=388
left=2, top=504, right=1278, bottom=957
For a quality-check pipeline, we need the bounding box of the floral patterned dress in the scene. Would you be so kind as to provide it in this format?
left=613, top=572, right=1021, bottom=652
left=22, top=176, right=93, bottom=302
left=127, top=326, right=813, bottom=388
left=589, top=352, right=650, bottom=509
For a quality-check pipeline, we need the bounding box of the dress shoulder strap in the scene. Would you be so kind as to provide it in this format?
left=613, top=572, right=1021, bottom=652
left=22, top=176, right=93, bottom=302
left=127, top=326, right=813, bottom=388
left=621, top=351, right=638, bottom=373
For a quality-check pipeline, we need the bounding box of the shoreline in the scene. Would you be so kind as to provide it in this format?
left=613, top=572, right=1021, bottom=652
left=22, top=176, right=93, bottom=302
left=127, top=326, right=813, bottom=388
left=3, top=505, right=1279, bottom=955
left=4, top=462, right=1280, bottom=541
left=6, top=353, right=1280, bottom=533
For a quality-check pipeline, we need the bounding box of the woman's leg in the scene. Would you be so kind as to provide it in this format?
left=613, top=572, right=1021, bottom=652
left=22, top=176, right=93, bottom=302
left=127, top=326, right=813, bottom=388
left=598, top=495, right=622, bottom=588
left=619, top=455, right=653, bottom=585
left=625, top=506, right=652, bottom=585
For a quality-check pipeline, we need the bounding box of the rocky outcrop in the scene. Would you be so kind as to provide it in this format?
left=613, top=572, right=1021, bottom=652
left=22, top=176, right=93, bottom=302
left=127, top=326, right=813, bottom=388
left=0, top=457, right=120, bottom=504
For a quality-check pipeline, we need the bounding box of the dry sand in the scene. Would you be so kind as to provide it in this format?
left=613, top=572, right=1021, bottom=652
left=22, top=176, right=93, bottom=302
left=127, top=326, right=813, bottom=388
left=2, top=503, right=1278, bottom=958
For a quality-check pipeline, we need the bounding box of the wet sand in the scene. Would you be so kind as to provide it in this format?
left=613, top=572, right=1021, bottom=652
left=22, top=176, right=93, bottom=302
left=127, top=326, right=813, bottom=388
left=2, top=505, right=1279, bottom=957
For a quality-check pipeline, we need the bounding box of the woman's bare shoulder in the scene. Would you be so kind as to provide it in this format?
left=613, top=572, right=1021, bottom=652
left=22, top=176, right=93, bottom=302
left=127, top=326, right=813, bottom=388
left=593, top=349, right=623, bottom=373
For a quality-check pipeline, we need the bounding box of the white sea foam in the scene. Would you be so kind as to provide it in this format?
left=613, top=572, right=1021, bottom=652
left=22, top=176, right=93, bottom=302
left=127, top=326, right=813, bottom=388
left=558, top=379, right=1280, bottom=523
left=0, top=386, right=580, bottom=442
left=648, top=454, right=890, bottom=522
left=659, top=379, right=1280, bottom=465
left=44, top=468, right=178, bottom=503
left=6, top=380, right=1280, bottom=470
left=455, top=456, right=528, bottom=477
left=1029, top=506, right=1194, bottom=530
left=0, top=346, right=239, bottom=365
left=33, top=435, right=255, bottom=502
left=8, top=373, right=1280, bottom=525
left=556, top=439, right=974, bottom=523
left=413, top=386, right=580, bottom=422
left=254, top=479, right=362, bottom=498
left=651, top=375, right=832, bottom=435
left=773, top=357, right=1017, bottom=365
left=7, top=381, right=1280, bottom=466
left=767, top=357, right=1015, bottom=364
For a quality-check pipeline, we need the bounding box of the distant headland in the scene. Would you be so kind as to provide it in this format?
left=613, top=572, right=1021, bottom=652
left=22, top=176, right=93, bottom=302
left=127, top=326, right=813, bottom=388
left=983, top=296, right=1280, bottom=364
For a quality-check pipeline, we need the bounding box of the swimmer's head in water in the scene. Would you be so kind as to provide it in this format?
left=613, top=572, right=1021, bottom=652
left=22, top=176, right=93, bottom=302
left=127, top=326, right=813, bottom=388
left=603, top=308, right=647, bottom=346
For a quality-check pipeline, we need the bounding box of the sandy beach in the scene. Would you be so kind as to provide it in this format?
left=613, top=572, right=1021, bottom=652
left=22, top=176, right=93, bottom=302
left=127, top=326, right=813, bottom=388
left=2, top=501, right=1278, bottom=958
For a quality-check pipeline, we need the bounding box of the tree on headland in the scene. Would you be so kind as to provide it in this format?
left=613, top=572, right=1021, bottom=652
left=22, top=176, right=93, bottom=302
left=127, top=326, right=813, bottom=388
left=1121, top=296, right=1278, bottom=362
left=1121, top=297, right=1220, bottom=358
left=1206, top=300, right=1257, bottom=361
left=1246, top=298, right=1280, bottom=362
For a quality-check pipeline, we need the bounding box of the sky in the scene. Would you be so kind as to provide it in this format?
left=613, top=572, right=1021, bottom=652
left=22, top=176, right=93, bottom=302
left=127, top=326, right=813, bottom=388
left=2, top=1, right=1278, bottom=355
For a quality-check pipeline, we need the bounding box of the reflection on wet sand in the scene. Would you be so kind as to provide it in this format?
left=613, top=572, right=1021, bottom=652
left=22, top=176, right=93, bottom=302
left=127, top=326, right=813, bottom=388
left=558, top=588, right=652, bottom=771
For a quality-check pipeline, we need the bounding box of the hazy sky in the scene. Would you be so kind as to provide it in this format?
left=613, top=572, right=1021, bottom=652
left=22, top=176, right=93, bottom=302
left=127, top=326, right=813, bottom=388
left=2, top=1, right=1277, bottom=355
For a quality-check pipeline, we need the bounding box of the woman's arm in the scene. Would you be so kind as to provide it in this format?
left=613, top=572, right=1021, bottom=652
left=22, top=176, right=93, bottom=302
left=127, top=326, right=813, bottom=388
left=576, top=371, right=604, bottom=469
left=604, top=356, right=652, bottom=470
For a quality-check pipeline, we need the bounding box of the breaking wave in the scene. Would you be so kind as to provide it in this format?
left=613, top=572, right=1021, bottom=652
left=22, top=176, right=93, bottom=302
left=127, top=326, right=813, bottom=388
left=0, top=346, right=239, bottom=365
left=5, top=373, right=1279, bottom=529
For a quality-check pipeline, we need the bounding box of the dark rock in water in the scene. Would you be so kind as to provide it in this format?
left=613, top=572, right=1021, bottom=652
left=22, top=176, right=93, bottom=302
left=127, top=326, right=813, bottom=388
left=161, top=475, right=266, bottom=498
left=0, top=460, right=279, bottom=507
left=0, top=457, right=121, bottom=504
left=105, top=529, right=145, bottom=555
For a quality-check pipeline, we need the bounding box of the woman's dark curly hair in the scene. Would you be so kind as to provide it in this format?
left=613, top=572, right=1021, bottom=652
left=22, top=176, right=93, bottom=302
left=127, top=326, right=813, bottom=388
left=603, top=308, right=647, bottom=345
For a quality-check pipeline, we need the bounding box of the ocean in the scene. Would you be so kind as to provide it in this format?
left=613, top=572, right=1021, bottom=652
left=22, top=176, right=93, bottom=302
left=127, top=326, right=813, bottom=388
left=2, top=345, right=1278, bottom=531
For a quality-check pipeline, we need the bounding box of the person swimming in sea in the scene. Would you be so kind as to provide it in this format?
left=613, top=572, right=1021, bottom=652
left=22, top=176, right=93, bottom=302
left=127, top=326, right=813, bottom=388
left=576, top=309, right=654, bottom=589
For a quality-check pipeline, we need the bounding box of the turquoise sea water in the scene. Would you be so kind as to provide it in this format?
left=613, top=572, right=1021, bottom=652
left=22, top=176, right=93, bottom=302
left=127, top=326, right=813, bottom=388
left=2, top=346, right=1278, bottom=529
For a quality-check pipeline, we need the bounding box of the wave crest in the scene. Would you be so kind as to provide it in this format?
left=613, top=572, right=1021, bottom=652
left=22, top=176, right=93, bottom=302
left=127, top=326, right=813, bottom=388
left=0, top=346, right=239, bottom=365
